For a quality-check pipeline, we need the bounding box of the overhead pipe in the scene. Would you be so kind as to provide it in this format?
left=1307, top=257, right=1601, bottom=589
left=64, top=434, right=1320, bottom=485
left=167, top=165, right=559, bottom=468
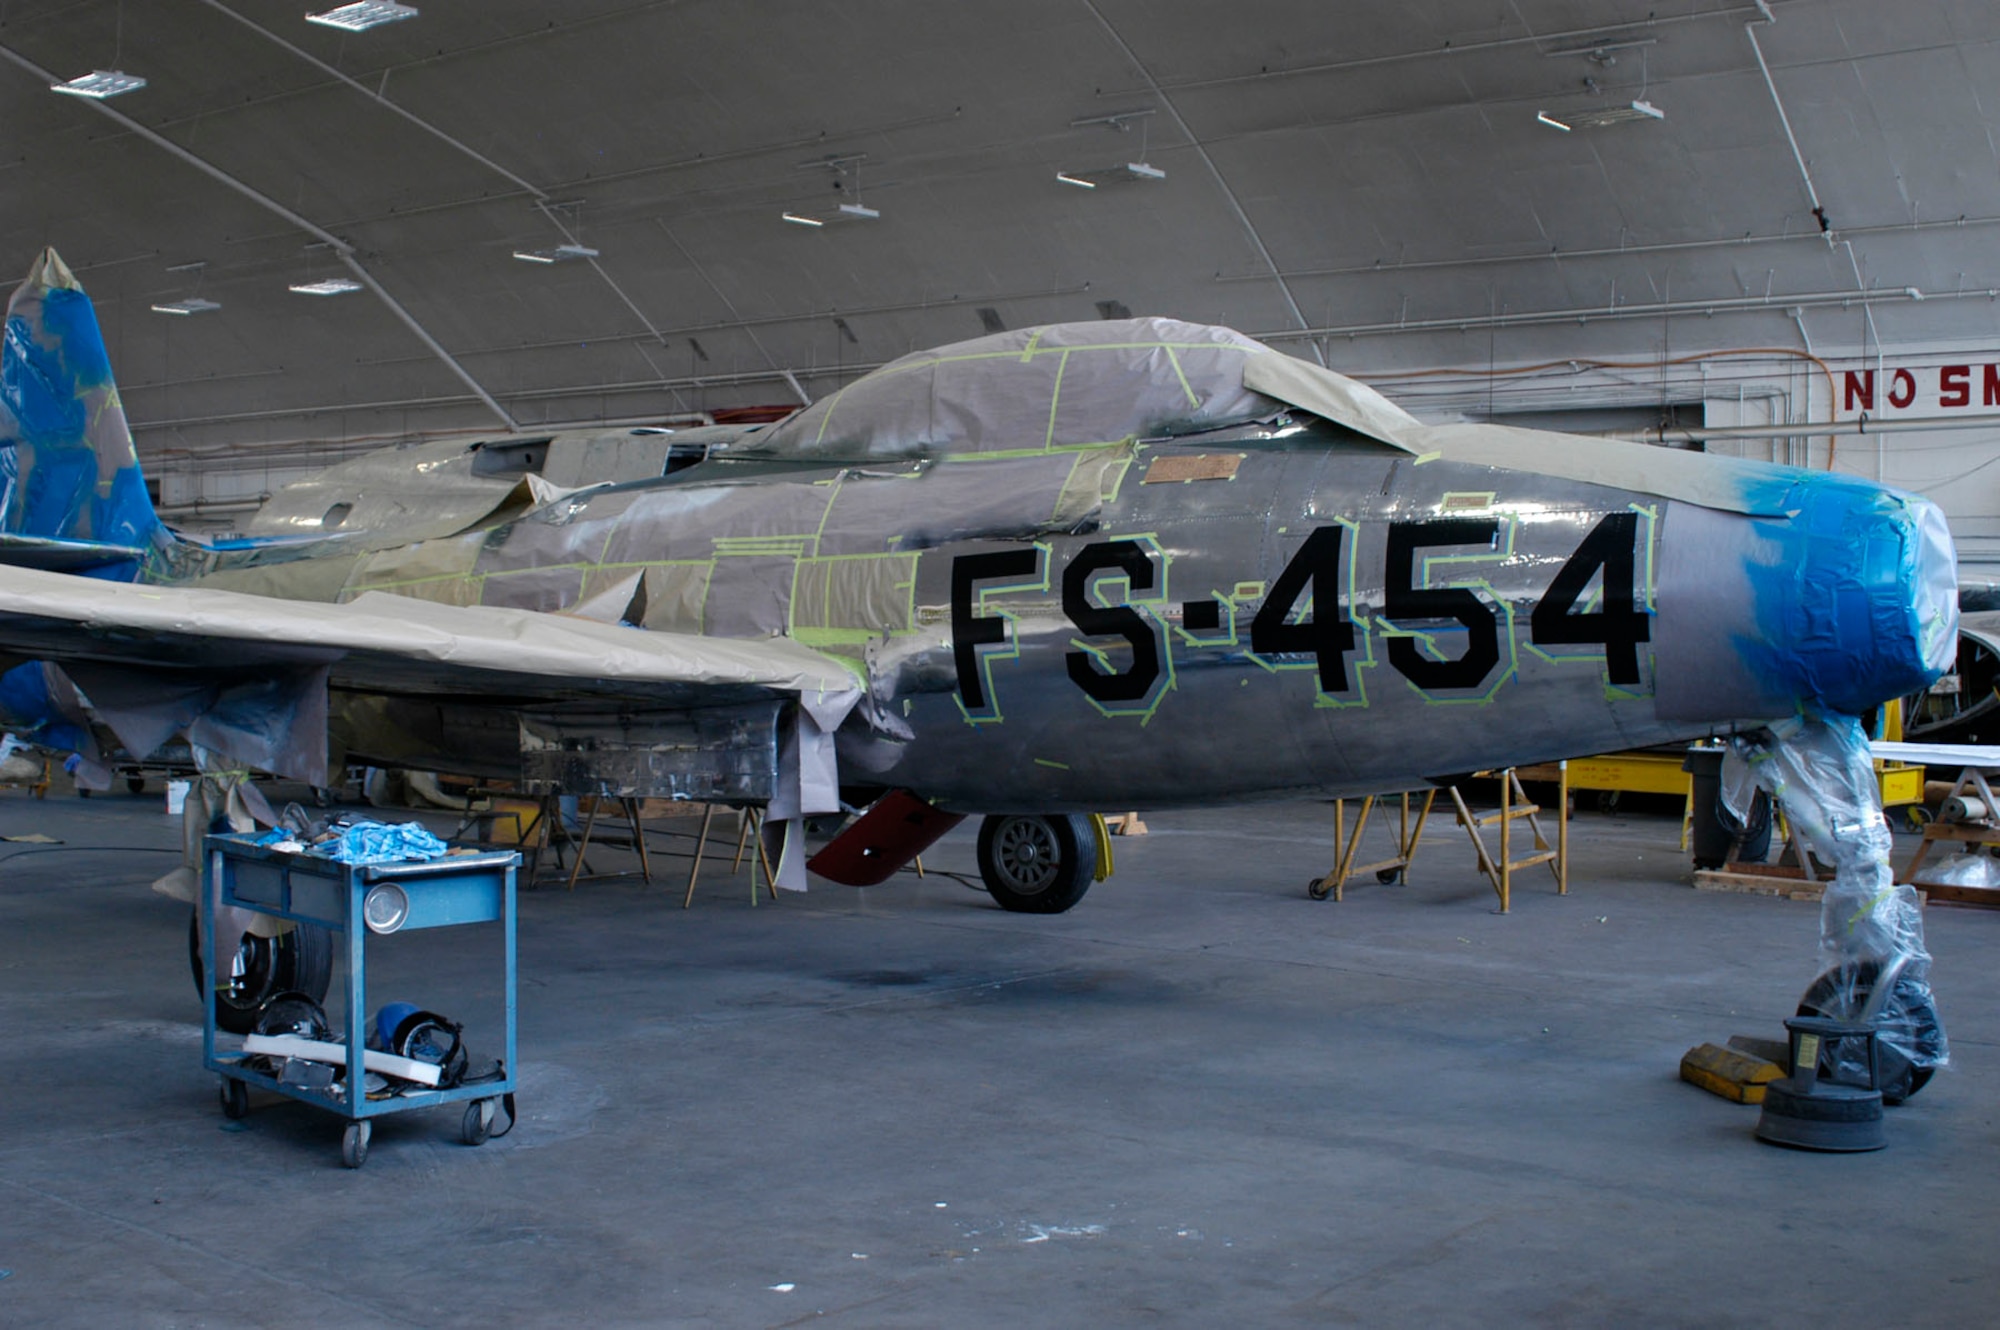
left=1253, top=283, right=1989, bottom=342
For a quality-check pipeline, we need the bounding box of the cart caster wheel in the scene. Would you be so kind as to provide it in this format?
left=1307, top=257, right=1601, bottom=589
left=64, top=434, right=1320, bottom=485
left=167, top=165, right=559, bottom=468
left=1376, top=868, right=1402, bottom=885
left=341, top=1120, right=371, bottom=1169
left=126, top=775, right=146, bottom=794
left=219, top=1077, right=249, bottom=1120
left=462, top=1098, right=496, bottom=1146
left=1306, top=877, right=1331, bottom=901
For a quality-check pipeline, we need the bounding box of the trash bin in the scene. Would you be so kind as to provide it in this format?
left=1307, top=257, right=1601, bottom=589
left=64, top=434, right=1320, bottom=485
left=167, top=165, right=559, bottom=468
left=1683, top=746, right=1770, bottom=870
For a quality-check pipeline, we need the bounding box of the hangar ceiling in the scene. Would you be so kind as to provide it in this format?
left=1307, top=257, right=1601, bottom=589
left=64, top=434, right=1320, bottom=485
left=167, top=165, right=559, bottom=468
left=3, top=0, right=1998, bottom=464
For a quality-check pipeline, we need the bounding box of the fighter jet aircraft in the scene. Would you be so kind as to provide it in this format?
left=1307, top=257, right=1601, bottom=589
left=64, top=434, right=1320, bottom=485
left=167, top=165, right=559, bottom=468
left=0, top=247, right=1960, bottom=920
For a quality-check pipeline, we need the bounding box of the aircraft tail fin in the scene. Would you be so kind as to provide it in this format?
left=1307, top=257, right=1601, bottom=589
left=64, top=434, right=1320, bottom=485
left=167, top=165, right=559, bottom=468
left=1, top=247, right=168, bottom=576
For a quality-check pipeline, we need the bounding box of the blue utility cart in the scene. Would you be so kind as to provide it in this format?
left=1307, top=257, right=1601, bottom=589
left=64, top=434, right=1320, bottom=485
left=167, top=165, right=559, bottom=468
left=200, top=832, right=520, bottom=1168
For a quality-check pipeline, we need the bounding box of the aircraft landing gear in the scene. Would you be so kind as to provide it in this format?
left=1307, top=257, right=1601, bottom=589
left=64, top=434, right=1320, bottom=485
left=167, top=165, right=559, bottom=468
left=1796, top=962, right=1945, bottom=1105
left=976, top=813, right=1095, bottom=914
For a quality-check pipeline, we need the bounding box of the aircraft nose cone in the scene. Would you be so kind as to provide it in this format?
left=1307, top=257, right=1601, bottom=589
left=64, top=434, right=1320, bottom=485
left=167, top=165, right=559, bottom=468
left=1758, top=479, right=1957, bottom=714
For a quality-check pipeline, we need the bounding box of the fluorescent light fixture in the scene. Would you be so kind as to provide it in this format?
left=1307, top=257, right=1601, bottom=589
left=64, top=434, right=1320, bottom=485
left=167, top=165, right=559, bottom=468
left=1056, top=162, right=1166, bottom=189
left=306, top=2, right=418, bottom=32
left=511, top=243, right=600, bottom=263
left=51, top=70, right=146, bottom=99
left=782, top=206, right=878, bottom=226
left=1541, top=100, right=1665, bottom=131
left=288, top=277, right=362, bottom=295
left=151, top=298, right=221, bottom=315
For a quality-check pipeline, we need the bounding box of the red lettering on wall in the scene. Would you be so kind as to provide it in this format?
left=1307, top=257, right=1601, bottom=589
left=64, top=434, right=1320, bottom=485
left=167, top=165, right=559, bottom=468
left=1888, top=368, right=1917, bottom=409
left=1986, top=364, right=2000, bottom=406
left=1941, top=365, right=1971, bottom=408
left=1844, top=369, right=1874, bottom=411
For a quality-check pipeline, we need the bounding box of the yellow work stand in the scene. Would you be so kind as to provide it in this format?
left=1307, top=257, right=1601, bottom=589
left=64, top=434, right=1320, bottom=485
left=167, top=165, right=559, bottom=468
left=1306, top=765, right=1569, bottom=913
left=1448, top=765, right=1569, bottom=913
left=1308, top=790, right=1438, bottom=900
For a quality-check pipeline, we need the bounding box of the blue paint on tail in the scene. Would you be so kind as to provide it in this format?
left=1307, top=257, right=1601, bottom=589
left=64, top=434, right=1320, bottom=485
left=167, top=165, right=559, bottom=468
left=0, top=248, right=166, bottom=576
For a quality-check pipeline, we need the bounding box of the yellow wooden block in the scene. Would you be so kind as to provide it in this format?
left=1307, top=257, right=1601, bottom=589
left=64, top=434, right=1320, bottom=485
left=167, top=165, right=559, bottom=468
left=1680, top=1042, right=1784, bottom=1104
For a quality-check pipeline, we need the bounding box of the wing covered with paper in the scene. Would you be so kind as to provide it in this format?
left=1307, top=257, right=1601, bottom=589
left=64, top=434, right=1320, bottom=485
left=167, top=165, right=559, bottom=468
left=0, top=564, right=863, bottom=849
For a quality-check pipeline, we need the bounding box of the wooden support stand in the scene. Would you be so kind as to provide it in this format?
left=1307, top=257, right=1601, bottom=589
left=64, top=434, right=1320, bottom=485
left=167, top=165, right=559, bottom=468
left=683, top=804, right=779, bottom=908
left=1898, top=763, right=2000, bottom=907
left=1447, top=765, right=1568, bottom=913
left=1307, top=764, right=1570, bottom=912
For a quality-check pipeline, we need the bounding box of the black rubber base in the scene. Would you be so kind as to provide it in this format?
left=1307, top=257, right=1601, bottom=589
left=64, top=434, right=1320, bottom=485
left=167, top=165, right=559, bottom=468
left=1754, top=1081, right=1886, bottom=1152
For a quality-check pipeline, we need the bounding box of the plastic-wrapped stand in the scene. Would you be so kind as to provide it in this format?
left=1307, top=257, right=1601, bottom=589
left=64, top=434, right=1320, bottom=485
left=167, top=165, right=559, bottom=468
left=1722, top=715, right=1948, bottom=1102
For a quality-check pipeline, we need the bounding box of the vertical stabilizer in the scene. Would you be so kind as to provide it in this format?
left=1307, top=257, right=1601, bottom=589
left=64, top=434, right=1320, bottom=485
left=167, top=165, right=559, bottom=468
left=1, top=247, right=166, bottom=572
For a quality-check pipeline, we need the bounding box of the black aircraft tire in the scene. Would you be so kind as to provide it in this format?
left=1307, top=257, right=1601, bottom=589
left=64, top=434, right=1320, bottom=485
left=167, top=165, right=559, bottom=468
left=188, top=909, right=335, bottom=1035
left=1796, top=965, right=1943, bottom=1105
left=977, top=814, right=1095, bottom=914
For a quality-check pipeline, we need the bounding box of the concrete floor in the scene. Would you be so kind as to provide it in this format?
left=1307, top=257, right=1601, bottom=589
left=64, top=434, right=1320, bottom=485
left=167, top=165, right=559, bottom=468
left=0, top=785, right=1994, bottom=1328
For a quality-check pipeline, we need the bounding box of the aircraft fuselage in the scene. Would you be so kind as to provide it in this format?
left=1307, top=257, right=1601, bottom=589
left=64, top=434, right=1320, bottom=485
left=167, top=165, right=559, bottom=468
left=187, top=416, right=1939, bottom=812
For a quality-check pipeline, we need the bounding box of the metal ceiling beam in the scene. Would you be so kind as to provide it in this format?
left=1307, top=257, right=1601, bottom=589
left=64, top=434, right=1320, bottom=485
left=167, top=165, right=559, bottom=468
left=1093, top=4, right=1778, bottom=97
left=1743, top=12, right=1829, bottom=238
left=339, top=281, right=1095, bottom=373
left=1661, top=413, right=2000, bottom=442
left=1256, top=284, right=1993, bottom=342
left=0, top=40, right=517, bottom=432
left=194, top=0, right=548, bottom=202
left=1080, top=0, right=1322, bottom=364
left=1217, top=214, right=2000, bottom=285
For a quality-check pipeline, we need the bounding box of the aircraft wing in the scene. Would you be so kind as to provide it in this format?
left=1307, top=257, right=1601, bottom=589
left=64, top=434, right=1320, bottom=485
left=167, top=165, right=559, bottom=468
left=0, top=564, right=860, bottom=706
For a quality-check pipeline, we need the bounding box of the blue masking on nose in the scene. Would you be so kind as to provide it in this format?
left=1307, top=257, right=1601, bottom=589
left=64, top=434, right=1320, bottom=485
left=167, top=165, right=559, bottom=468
left=1738, top=472, right=1956, bottom=715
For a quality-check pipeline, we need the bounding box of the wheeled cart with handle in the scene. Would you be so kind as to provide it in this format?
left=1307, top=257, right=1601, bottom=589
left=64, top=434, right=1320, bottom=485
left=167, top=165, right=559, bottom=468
left=199, top=832, right=520, bottom=1167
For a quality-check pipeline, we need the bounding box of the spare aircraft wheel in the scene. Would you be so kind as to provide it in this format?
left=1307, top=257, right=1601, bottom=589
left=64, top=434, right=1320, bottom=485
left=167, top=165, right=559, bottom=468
left=186, top=909, right=334, bottom=1035
left=976, top=813, right=1096, bottom=914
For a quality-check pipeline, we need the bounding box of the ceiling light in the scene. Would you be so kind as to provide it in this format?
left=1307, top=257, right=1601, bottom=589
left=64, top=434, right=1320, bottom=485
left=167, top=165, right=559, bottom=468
left=306, top=2, right=418, bottom=32
left=1055, top=162, right=1166, bottom=189
left=50, top=70, right=146, bottom=99
left=781, top=205, right=878, bottom=227
left=289, top=278, right=363, bottom=295
left=511, top=243, right=600, bottom=264
left=1540, top=100, right=1665, bottom=131
left=786, top=153, right=881, bottom=227
left=152, top=298, right=221, bottom=315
